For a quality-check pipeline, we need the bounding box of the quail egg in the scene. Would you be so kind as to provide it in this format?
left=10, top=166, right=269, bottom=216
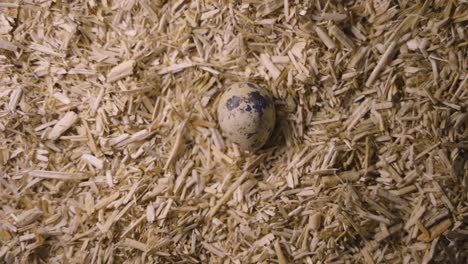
left=217, top=82, right=276, bottom=151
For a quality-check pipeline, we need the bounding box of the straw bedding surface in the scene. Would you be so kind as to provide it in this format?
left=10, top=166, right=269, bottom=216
left=0, top=0, right=467, bottom=263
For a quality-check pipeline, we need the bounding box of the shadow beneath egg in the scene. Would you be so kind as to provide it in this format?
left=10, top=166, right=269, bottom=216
left=259, top=109, right=287, bottom=152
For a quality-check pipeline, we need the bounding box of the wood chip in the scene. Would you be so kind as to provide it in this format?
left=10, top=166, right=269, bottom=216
left=0, top=38, right=17, bottom=51
left=8, top=88, right=21, bottom=112
left=120, top=238, right=148, bottom=252
left=257, top=0, right=284, bottom=18
left=158, top=62, right=194, bottom=75
left=315, top=26, right=336, bottom=50
left=201, top=241, right=226, bottom=257
left=365, top=41, right=398, bottom=87
left=417, top=219, right=452, bottom=242
left=81, top=154, right=104, bottom=170
left=207, top=172, right=249, bottom=219
left=28, top=170, right=89, bottom=181
left=107, top=60, right=136, bottom=82
left=329, top=25, right=355, bottom=49
left=47, top=112, right=79, bottom=140
left=274, top=240, right=288, bottom=264
left=322, top=170, right=362, bottom=187
left=260, top=53, right=281, bottom=79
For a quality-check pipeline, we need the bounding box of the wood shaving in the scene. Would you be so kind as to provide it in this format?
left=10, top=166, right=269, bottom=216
left=107, top=60, right=136, bottom=83
left=0, top=0, right=466, bottom=263
left=47, top=112, right=79, bottom=140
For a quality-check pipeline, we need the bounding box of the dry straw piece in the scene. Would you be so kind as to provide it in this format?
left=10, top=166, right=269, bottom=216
left=0, top=0, right=467, bottom=263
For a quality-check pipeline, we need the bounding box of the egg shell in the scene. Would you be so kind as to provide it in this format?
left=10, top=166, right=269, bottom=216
left=217, top=82, right=276, bottom=151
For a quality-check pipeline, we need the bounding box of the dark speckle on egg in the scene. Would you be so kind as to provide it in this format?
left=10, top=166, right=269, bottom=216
left=248, top=91, right=268, bottom=116
left=245, top=105, right=252, bottom=112
left=250, top=139, right=260, bottom=148
left=226, top=96, right=241, bottom=111
left=246, top=132, right=256, bottom=139
left=247, top=82, right=258, bottom=89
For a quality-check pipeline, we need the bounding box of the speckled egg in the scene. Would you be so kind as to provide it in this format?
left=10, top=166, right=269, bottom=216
left=217, top=82, right=276, bottom=151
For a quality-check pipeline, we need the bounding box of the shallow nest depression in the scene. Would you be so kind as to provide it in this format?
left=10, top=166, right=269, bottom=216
left=0, top=0, right=467, bottom=263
